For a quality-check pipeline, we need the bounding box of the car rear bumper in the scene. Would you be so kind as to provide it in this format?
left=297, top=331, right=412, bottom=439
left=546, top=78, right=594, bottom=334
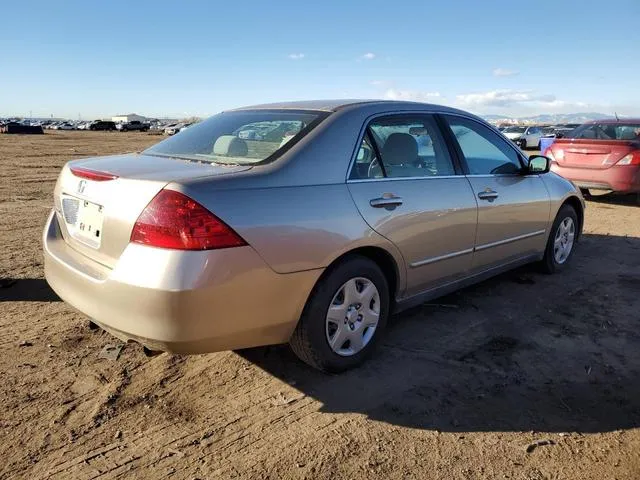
left=43, top=210, right=321, bottom=354
left=550, top=163, right=640, bottom=193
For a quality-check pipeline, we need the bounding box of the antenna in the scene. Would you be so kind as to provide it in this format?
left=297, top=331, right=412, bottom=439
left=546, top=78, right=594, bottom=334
left=615, top=112, right=619, bottom=121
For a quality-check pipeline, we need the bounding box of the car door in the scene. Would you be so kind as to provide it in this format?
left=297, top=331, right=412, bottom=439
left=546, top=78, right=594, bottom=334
left=440, top=114, right=551, bottom=272
left=347, top=113, right=478, bottom=298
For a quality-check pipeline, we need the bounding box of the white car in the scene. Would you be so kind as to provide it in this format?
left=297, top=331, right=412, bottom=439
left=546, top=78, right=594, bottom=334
left=502, top=126, right=545, bottom=150
left=57, top=123, right=75, bottom=131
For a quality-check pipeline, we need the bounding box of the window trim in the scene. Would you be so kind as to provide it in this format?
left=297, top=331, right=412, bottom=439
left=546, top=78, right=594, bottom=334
left=437, top=113, right=528, bottom=176
left=346, top=111, right=463, bottom=183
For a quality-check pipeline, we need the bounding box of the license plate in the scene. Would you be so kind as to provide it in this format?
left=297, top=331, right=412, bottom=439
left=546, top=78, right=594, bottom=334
left=64, top=196, right=105, bottom=248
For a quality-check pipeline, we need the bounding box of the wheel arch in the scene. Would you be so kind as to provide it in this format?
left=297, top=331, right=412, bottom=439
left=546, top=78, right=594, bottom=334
left=311, top=246, right=401, bottom=309
left=559, top=195, right=584, bottom=239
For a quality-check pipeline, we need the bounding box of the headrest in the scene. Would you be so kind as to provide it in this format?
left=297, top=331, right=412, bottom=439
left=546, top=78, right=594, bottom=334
left=381, top=133, right=418, bottom=165
left=213, top=135, right=249, bottom=156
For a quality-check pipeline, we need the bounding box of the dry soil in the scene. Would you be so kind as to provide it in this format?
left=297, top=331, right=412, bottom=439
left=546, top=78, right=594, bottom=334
left=1, top=131, right=639, bottom=479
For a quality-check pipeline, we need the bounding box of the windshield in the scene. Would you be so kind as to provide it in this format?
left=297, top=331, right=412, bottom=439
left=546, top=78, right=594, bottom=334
left=144, top=110, right=327, bottom=164
left=568, top=123, right=640, bottom=140
left=504, top=126, right=525, bottom=133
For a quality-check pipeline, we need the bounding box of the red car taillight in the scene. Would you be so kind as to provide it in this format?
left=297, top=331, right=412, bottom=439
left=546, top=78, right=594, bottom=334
left=70, top=166, right=119, bottom=181
left=616, top=151, right=640, bottom=166
left=130, top=189, right=247, bottom=250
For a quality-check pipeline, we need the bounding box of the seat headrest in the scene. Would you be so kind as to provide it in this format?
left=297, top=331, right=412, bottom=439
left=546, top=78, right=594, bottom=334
left=213, top=135, right=249, bottom=156
left=381, top=133, right=418, bottom=165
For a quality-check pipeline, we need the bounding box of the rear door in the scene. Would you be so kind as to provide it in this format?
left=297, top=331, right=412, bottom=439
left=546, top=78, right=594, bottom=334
left=440, top=115, right=550, bottom=272
left=347, top=113, right=478, bottom=297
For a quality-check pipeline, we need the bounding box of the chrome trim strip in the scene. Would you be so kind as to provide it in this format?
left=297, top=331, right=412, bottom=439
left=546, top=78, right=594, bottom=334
left=410, top=229, right=546, bottom=268
left=348, top=175, right=461, bottom=184
left=410, top=248, right=474, bottom=268
left=474, top=229, right=546, bottom=252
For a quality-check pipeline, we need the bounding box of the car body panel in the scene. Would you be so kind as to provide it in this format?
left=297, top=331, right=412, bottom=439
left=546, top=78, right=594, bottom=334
left=44, top=211, right=320, bottom=353
left=466, top=175, right=550, bottom=271
left=43, top=100, right=584, bottom=355
left=348, top=178, right=477, bottom=297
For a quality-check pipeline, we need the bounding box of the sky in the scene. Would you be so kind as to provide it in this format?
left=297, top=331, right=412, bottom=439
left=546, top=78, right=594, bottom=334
left=2, top=0, right=639, bottom=119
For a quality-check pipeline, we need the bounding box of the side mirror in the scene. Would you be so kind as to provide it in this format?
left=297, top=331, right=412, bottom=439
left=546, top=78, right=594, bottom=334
left=527, top=155, right=550, bottom=174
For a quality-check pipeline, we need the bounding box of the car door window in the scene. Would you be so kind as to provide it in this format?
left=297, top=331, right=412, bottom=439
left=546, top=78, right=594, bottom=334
left=443, top=116, right=523, bottom=175
left=350, top=115, right=455, bottom=179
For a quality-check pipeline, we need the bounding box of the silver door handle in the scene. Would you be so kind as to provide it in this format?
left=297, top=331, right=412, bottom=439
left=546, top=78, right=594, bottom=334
left=370, top=196, right=403, bottom=208
left=477, top=190, right=499, bottom=201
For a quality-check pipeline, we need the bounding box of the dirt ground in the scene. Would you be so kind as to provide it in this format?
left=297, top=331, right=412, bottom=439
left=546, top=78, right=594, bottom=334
left=1, top=131, right=639, bottom=480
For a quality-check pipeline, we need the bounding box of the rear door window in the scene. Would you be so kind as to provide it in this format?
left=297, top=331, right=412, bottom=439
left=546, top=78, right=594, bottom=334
left=349, top=114, right=456, bottom=179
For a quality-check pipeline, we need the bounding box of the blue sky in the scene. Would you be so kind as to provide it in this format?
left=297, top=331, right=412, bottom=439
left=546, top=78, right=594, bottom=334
left=2, top=0, right=638, bottom=119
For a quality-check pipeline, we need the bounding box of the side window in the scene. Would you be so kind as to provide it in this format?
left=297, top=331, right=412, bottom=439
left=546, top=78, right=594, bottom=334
left=443, top=116, right=523, bottom=175
left=349, top=114, right=455, bottom=179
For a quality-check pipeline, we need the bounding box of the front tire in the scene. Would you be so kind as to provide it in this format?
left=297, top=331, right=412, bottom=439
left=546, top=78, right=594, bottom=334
left=540, top=204, right=578, bottom=273
left=289, top=256, right=389, bottom=372
left=520, top=138, right=527, bottom=150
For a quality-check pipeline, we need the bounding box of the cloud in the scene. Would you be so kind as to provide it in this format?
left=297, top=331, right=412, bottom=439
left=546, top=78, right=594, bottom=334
left=288, top=53, right=305, bottom=60
left=361, top=52, right=376, bottom=60
left=455, top=89, right=558, bottom=108
left=492, top=68, right=519, bottom=77
left=370, top=80, right=386, bottom=86
left=384, top=89, right=442, bottom=102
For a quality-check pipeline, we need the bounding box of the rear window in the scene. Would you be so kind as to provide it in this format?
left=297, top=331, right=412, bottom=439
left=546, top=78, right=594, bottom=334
left=569, top=123, right=640, bottom=140
left=504, top=126, right=526, bottom=133
left=144, top=110, right=327, bottom=165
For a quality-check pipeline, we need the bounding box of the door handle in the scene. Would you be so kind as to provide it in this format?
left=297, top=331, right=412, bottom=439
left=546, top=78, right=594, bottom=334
left=370, top=195, right=403, bottom=208
left=477, top=190, right=499, bottom=201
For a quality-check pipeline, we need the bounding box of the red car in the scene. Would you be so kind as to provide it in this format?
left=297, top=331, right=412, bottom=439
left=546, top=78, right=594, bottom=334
left=545, top=119, right=640, bottom=195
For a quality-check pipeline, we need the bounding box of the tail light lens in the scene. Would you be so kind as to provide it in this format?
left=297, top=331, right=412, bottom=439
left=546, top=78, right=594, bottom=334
left=70, top=166, right=118, bottom=181
left=131, top=190, right=247, bottom=250
left=616, top=151, right=640, bottom=166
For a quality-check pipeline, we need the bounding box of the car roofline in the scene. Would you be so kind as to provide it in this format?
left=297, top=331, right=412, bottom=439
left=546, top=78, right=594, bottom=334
left=225, top=99, right=473, bottom=116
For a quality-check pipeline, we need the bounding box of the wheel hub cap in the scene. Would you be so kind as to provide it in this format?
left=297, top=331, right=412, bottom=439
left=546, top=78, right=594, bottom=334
left=553, top=217, right=575, bottom=264
left=325, top=277, right=380, bottom=357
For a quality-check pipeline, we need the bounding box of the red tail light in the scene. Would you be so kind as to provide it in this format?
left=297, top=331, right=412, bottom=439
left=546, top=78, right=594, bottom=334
left=616, top=151, right=640, bottom=166
left=130, top=190, right=247, bottom=250
left=70, top=166, right=118, bottom=181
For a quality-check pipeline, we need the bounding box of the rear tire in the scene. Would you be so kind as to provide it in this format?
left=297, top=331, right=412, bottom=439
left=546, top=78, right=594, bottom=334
left=540, top=204, right=578, bottom=274
left=520, top=138, right=527, bottom=150
left=289, top=256, right=389, bottom=373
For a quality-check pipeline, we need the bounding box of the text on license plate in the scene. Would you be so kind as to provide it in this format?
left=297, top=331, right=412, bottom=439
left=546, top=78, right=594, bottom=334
left=73, top=198, right=104, bottom=248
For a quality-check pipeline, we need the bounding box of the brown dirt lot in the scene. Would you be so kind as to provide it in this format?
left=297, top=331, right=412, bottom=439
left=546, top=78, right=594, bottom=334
left=1, top=131, right=640, bottom=479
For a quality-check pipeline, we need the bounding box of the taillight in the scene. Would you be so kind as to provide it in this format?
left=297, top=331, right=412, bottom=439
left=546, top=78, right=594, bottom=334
left=130, top=190, right=247, bottom=250
left=616, top=151, right=640, bottom=166
left=543, top=148, right=555, bottom=162
left=70, top=166, right=118, bottom=181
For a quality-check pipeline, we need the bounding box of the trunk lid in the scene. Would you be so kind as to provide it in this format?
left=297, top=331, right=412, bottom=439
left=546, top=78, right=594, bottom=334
left=549, top=139, right=639, bottom=169
left=53, top=153, right=251, bottom=268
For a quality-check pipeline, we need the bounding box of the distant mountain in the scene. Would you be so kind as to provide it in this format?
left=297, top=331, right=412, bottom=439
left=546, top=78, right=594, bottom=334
left=481, top=112, right=616, bottom=124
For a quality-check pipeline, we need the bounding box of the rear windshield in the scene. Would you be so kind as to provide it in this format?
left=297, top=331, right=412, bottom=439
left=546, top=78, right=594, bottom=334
left=504, top=126, right=525, bottom=133
left=144, top=110, right=327, bottom=165
left=568, top=123, right=640, bottom=140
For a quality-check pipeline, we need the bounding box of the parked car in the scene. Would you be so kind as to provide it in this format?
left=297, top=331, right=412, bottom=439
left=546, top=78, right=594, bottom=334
left=89, top=121, right=117, bottom=131
left=546, top=119, right=640, bottom=196
left=117, top=120, right=150, bottom=132
left=504, top=125, right=546, bottom=149
left=164, top=123, right=184, bottom=135
left=56, top=122, right=75, bottom=131
left=43, top=100, right=584, bottom=372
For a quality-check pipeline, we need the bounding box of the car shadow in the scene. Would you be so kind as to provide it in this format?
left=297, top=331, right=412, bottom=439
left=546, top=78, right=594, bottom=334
left=586, top=193, right=640, bottom=208
left=0, top=278, right=60, bottom=302
left=238, top=233, right=640, bottom=433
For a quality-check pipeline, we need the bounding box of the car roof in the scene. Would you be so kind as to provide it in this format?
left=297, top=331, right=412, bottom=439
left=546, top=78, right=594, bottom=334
left=229, top=99, right=469, bottom=115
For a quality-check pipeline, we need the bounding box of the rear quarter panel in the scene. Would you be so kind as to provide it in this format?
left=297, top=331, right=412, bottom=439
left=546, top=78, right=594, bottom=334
left=174, top=182, right=407, bottom=291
